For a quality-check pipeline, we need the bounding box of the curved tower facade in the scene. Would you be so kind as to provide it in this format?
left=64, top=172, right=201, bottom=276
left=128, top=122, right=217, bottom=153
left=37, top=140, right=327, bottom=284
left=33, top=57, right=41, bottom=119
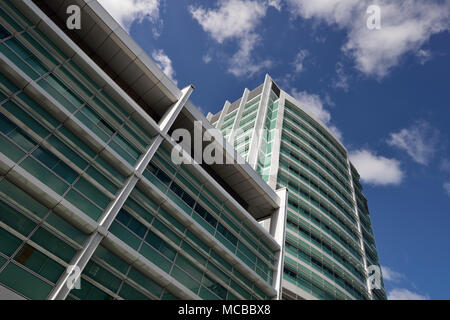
left=209, top=75, right=387, bottom=300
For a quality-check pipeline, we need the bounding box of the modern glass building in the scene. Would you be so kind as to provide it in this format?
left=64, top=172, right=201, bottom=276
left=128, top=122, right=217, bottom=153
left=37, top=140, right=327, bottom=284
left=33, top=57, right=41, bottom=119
left=208, top=75, right=387, bottom=300
left=0, top=0, right=287, bottom=300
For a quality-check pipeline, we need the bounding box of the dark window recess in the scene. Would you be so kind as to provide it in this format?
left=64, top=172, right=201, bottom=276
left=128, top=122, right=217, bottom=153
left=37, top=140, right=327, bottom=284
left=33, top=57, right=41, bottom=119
left=0, top=23, right=11, bottom=39
left=271, top=82, right=280, bottom=98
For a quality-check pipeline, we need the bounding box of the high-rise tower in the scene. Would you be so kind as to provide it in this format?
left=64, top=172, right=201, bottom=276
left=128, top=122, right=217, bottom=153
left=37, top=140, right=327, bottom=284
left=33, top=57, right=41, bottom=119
left=0, top=0, right=286, bottom=300
left=208, top=75, right=387, bottom=300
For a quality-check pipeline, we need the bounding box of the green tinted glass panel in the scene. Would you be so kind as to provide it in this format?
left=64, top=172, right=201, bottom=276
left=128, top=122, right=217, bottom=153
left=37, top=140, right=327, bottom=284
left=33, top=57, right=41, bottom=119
left=0, top=200, right=36, bottom=236
left=127, top=267, right=163, bottom=298
left=0, top=227, right=22, bottom=256
left=74, top=177, right=110, bottom=209
left=83, top=261, right=121, bottom=293
left=199, top=287, right=219, bottom=300
left=65, top=189, right=102, bottom=221
left=70, top=278, right=113, bottom=300
left=30, top=228, right=75, bottom=263
left=139, top=243, right=171, bottom=272
left=45, top=213, right=85, bottom=245
left=0, top=263, right=52, bottom=300
left=14, top=244, right=64, bottom=283
left=0, top=135, right=25, bottom=161
left=0, top=256, right=6, bottom=268
left=109, top=222, right=141, bottom=251
left=0, top=179, right=48, bottom=218
left=20, top=157, right=69, bottom=195
left=93, top=246, right=129, bottom=274
left=119, top=283, right=150, bottom=300
left=170, top=266, right=200, bottom=294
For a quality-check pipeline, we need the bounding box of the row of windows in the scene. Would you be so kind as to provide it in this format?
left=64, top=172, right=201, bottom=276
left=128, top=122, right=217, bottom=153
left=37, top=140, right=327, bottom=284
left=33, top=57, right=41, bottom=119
left=279, top=161, right=355, bottom=224
left=284, top=101, right=347, bottom=160
left=283, top=120, right=349, bottom=182
left=0, top=161, right=266, bottom=300
left=68, top=244, right=179, bottom=300
left=223, top=109, right=237, bottom=123
left=0, top=9, right=150, bottom=166
left=285, top=238, right=367, bottom=300
left=153, top=148, right=276, bottom=261
left=239, top=109, right=258, bottom=128
left=286, top=217, right=365, bottom=281
left=0, top=158, right=268, bottom=301
left=144, top=160, right=274, bottom=283
left=1, top=0, right=152, bottom=138
left=0, top=76, right=126, bottom=180
left=0, top=109, right=117, bottom=221
left=0, top=174, right=180, bottom=300
left=280, top=148, right=353, bottom=210
left=283, top=261, right=351, bottom=300
left=111, top=203, right=271, bottom=300
left=111, top=209, right=244, bottom=300
left=278, top=174, right=359, bottom=241
left=281, top=136, right=351, bottom=195
left=284, top=267, right=347, bottom=300
left=125, top=188, right=273, bottom=299
left=284, top=108, right=349, bottom=172
left=287, top=200, right=362, bottom=261
left=221, top=116, right=236, bottom=131
left=0, top=41, right=142, bottom=165
left=0, top=182, right=85, bottom=299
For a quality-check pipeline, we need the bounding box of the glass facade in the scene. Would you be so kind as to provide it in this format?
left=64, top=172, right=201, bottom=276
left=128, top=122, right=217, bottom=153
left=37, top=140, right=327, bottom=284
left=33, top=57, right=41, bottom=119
left=0, top=0, right=280, bottom=300
left=212, top=77, right=387, bottom=300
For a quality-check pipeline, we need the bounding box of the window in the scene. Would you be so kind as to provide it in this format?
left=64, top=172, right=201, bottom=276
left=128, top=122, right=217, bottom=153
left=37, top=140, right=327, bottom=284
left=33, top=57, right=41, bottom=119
left=0, top=23, right=11, bottom=39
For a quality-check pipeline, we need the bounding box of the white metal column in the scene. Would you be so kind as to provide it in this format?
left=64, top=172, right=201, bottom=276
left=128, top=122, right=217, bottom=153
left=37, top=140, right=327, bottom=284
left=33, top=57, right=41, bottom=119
left=227, top=88, right=249, bottom=145
left=347, top=160, right=373, bottom=300
left=247, top=74, right=272, bottom=169
left=48, top=86, right=193, bottom=300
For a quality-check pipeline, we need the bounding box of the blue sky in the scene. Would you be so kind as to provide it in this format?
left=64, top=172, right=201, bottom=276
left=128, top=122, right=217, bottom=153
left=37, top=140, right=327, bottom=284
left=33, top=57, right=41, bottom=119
left=98, top=0, right=450, bottom=299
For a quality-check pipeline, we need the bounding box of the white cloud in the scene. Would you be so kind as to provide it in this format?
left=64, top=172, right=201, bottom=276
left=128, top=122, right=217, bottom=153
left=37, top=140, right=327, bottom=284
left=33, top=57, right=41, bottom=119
left=228, top=34, right=273, bottom=77
left=203, top=54, right=212, bottom=64
left=189, top=0, right=273, bottom=77
left=388, top=288, right=429, bottom=300
left=151, top=50, right=177, bottom=85
left=190, top=0, right=266, bottom=43
left=98, top=0, right=160, bottom=34
left=444, top=182, right=450, bottom=196
left=416, top=49, right=432, bottom=65
left=381, top=267, right=429, bottom=300
left=381, top=266, right=406, bottom=283
left=291, top=90, right=331, bottom=124
left=387, top=121, right=439, bottom=165
left=293, top=49, right=309, bottom=73
left=286, top=0, right=450, bottom=78
left=328, top=125, right=343, bottom=141
left=268, top=0, right=282, bottom=11
left=291, top=90, right=342, bottom=140
left=350, top=149, right=404, bottom=186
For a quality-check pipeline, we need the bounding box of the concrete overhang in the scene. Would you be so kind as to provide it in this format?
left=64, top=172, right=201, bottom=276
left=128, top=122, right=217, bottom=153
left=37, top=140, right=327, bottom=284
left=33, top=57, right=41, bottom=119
left=24, top=0, right=280, bottom=221
left=169, top=101, right=280, bottom=220
left=29, top=0, right=180, bottom=122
